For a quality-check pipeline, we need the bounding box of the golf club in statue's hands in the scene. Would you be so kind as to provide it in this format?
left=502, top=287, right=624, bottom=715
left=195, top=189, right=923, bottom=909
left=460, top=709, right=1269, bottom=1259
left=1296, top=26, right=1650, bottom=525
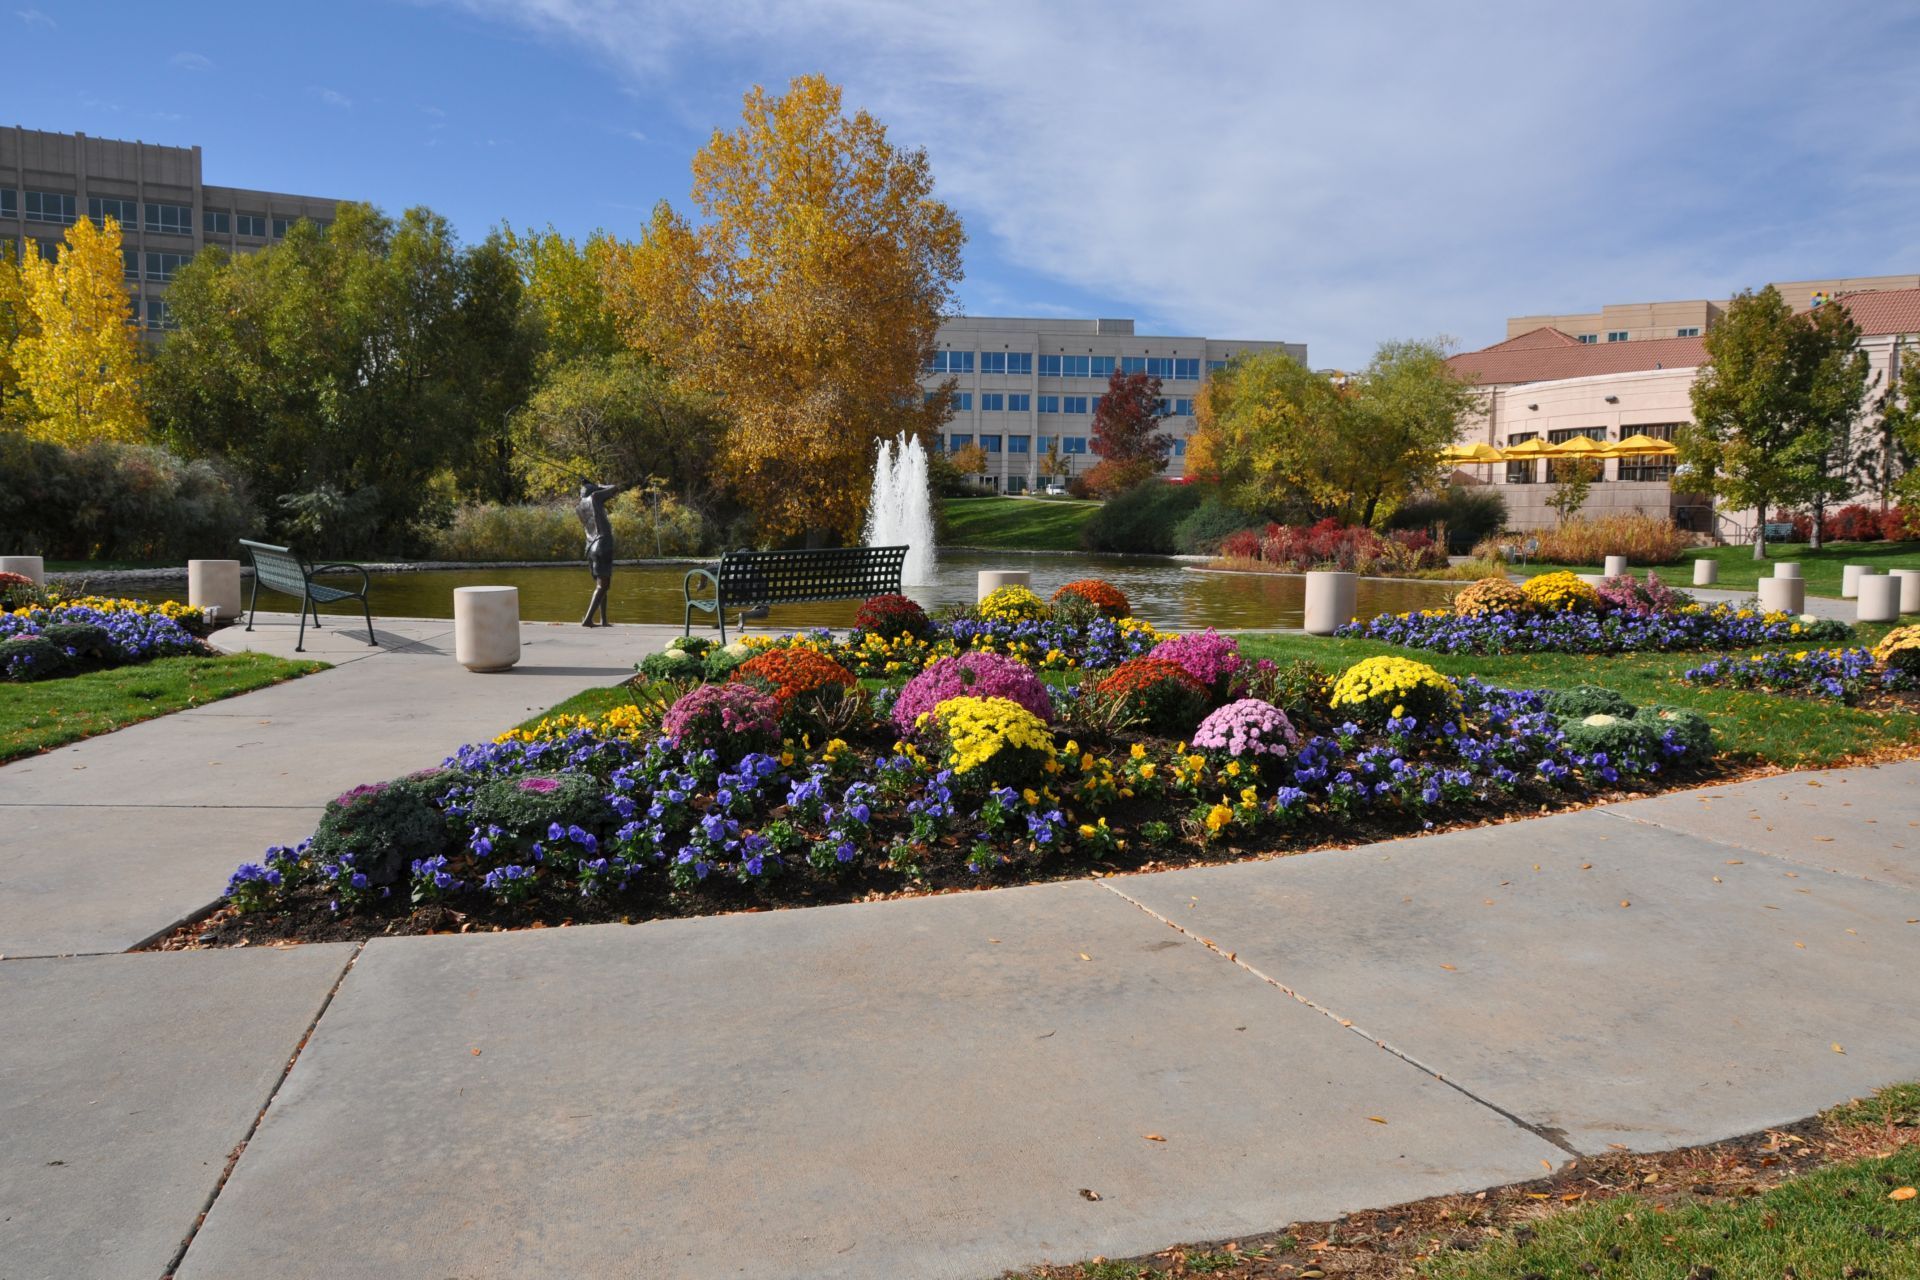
left=576, top=479, right=629, bottom=627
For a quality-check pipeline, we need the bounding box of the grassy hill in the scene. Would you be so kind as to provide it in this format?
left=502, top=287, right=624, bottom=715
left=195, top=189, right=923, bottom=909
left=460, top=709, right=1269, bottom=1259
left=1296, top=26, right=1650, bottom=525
left=940, top=496, right=1099, bottom=551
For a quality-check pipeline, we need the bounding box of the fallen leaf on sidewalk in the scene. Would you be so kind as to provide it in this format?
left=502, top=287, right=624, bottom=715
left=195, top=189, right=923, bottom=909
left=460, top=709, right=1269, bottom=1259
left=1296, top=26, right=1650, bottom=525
left=1833, top=1043, right=1846, bottom=1054
left=1368, top=1116, right=1388, bottom=1124
left=1439, top=963, right=1457, bottom=971
left=1143, top=1133, right=1166, bottom=1142
left=1620, top=900, right=1631, bottom=908
left=1079, top=1188, right=1101, bottom=1201
left=1078, top=952, right=1091, bottom=961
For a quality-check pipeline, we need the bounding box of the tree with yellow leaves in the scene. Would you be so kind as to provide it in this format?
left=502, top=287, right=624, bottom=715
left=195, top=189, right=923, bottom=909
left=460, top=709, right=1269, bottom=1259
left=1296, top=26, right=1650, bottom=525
left=605, top=74, right=965, bottom=542
left=0, top=240, right=31, bottom=423
left=10, top=217, right=147, bottom=443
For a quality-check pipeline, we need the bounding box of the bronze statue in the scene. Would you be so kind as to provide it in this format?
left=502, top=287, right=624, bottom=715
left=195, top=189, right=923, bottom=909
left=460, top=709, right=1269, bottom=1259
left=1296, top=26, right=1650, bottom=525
left=576, top=480, right=627, bottom=627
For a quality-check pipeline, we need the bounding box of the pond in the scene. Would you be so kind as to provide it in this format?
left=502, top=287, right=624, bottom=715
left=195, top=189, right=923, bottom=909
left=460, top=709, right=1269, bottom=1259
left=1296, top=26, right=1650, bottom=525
left=128, top=551, right=1460, bottom=632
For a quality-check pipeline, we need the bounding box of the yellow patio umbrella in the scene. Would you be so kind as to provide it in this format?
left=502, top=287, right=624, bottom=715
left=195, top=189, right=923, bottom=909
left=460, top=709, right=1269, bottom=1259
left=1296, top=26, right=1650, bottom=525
left=1612, top=433, right=1679, bottom=456
left=1546, top=435, right=1610, bottom=459
left=1440, top=442, right=1504, bottom=464
left=1497, top=438, right=1556, bottom=459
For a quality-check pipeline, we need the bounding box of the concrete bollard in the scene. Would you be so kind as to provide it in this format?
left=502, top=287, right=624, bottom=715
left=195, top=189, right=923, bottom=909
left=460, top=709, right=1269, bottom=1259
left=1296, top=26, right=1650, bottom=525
left=187, top=559, right=243, bottom=623
left=1772, top=562, right=1802, bottom=579
left=1841, top=564, right=1870, bottom=598
left=1692, top=559, right=1718, bottom=586
left=1892, top=569, right=1920, bottom=614
left=1576, top=573, right=1609, bottom=591
left=453, top=586, right=521, bottom=673
left=1757, top=576, right=1805, bottom=615
left=0, top=555, right=45, bottom=586
left=1302, top=570, right=1358, bottom=636
left=1603, top=555, right=1629, bottom=578
left=1856, top=575, right=1900, bottom=624
left=976, top=569, right=1032, bottom=603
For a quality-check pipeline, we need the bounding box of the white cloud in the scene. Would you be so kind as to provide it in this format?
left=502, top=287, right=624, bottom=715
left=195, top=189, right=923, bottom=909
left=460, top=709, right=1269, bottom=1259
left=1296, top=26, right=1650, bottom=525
left=170, top=51, right=214, bottom=71
left=427, top=0, right=1920, bottom=366
left=14, top=7, right=53, bottom=27
left=315, top=87, right=354, bottom=109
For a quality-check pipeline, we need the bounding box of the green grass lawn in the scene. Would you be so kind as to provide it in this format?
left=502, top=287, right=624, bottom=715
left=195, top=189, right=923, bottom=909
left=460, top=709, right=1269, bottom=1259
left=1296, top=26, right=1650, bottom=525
left=941, top=495, right=1100, bottom=551
left=0, top=651, right=324, bottom=763
left=1512, top=540, right=1920, bottom=598
left=1236, top=628, right=1916, bottom=769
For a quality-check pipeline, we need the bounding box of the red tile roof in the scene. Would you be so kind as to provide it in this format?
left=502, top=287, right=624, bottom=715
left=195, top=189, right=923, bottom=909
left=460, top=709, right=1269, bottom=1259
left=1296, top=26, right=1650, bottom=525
left=1449, top=328, right=1707, bottom=387
left=1837, top=286, right=1920, bottom=336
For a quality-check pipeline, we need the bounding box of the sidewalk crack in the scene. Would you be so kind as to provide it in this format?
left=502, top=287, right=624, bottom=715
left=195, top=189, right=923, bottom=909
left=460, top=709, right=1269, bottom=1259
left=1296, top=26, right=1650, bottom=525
left=1097, top=879, right=1582, bottom=1159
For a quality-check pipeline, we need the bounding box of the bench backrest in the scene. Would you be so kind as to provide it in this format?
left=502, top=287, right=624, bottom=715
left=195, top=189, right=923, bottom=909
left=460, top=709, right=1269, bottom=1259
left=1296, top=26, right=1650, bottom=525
left=239, top=539, right=310, bottom=596
left=714, top=546, right=907, bottom=607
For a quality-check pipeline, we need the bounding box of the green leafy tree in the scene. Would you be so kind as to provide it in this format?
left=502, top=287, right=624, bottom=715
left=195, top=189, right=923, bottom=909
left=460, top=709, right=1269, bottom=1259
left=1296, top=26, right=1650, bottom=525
left=1186, top=348, right=1342, bottom=518
left=1680, top=287, right=1871, bottom=557
left=501, top=224, right=625, bottom=374
left=511, top=353, right=724, bottom=505
left=1873, top=337, right=1920, bottom=510
left=1334, top=339, right=1478, bottom=525
left=1544, top=456, right=1600, bottom=525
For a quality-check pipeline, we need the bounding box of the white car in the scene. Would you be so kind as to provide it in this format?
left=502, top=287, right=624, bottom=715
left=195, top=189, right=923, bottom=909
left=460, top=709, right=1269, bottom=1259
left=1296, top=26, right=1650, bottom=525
left=1043, top=484, right=1067, bottom=495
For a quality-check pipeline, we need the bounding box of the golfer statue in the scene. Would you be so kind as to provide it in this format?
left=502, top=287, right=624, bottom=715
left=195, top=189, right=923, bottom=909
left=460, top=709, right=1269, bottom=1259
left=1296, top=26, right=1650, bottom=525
left=576, top=479, right=626, bottom=627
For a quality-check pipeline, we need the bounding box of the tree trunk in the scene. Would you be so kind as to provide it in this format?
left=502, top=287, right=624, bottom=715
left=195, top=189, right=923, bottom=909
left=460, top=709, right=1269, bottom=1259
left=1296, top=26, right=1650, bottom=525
left=1753, top=497, right=1767, bottom=561
left=1361, top=494, right=1379, bottom=527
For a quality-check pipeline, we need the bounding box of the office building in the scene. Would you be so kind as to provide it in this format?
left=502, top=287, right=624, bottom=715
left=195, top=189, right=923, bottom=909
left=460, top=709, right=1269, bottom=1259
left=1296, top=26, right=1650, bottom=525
left=923, top=316, right=1306, bottom=491
left=1, top=125, right=342, bottom=334
left=1505, top=274, right=1920, bottom=345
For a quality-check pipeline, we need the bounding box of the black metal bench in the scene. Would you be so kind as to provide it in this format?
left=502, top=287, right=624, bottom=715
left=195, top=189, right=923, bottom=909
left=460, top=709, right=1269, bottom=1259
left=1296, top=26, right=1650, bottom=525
left=239, top=539, right=376, bottom=653
left=683, top=546, right=908, bottom=644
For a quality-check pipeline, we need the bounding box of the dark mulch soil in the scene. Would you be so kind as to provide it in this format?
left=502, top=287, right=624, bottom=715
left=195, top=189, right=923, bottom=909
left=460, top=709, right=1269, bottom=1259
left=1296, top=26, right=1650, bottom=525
left=1006, top=1103, right=1920, bottom=1279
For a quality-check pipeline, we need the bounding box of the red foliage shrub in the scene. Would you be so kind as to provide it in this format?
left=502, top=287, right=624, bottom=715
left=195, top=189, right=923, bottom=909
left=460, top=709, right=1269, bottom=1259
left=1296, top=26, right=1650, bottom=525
left=853, top=593, right=930, bottom=639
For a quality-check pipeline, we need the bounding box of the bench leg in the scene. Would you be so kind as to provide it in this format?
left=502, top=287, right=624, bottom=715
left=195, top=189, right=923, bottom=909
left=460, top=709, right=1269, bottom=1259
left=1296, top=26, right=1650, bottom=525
left=295, top=599, right=308, bottom=653
left=359, top=597, right=376, bottom=647
left=245, top=575, right=259, bottom=632
left=308, top=596, right=323, bottom=629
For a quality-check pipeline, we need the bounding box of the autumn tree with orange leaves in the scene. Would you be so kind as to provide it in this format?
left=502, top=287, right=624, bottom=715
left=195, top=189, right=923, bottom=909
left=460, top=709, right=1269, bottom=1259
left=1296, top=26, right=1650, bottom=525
left=605, top=75, right=965, bottom=543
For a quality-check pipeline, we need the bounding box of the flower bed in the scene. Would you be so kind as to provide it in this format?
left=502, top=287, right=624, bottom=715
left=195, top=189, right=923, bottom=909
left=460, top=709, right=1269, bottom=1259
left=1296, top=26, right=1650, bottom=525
left=1, top=597, right=212, bottom=681
left=191, top=641, right=1717, bottom=947
left=1340, top=601, right=1849, bottom=655
left=1683, top=645, right=1919, bottom=707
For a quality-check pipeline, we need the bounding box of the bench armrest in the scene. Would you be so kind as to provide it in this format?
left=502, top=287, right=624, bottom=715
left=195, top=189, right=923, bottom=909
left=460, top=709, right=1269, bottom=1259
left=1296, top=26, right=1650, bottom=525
left=307, top=562, right=372, bottom=596
left=683, top=567, right=720, bottom=599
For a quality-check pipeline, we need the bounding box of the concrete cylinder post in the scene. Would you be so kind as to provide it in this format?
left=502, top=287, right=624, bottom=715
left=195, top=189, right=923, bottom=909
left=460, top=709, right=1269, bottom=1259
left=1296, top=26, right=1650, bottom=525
left=453, top=586, right=521, bottom=673
left=1772, top=562, right=1802, bottom=579
left=1856, top=575, right=1900, bottom=624
left=976, top=569, right=1032, bottom=603
left=0, top=555, right=45, bottom=586
left=1575, top=573, right=1608, bottom=591
left=1841, top=564, right=1870, bottom=598
left=1891, top=569, right=1920, bottom=614
left=1756, top=576, right=1805, bottom=615
left=1303, top=570, right=1358, bottom=636
left=187, top=559, right=243, bottom=623
left=1603, top=555, right=1629, bottom=579
left=1692, top=559, right=1718, bottom=586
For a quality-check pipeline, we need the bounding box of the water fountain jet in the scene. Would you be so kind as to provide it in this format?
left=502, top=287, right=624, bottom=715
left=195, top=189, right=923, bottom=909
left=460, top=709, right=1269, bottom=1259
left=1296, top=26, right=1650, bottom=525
left=864, top=432, right=936, bottom=585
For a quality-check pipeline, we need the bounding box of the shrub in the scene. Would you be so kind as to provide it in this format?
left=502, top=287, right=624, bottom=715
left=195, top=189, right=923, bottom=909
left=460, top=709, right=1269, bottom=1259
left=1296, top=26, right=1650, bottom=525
left=660, top=683, right=781, bottom=759
left=892, top=651, right=1054, bottom=737
left=1081, top=480, right=1203, bottom=554
left=0, top=436, right=256, bottom=562
left=1386, top=486, right=1508, bottom=554
left=1558, top=712, right=1664, bottom=762
left=1824, top=505, right=1883, bottom=542
left=1095, top=657, right=1210, bottom=736
left=1213, top=518, right=1449, bottom=575
left=1543, top=685, right=1636, bottom=719
left=1521, top=571, right=1602, bottom=612
left=38, top=623, right=118, bottom=672
left=0, top=634, right=68, bottom=681
left=1148, top=630, right=1243, bottom=697
left=1530, top=514, right=1689, bottom=566
left=426, top=491, right=711, bottom=561
left=1172, top=498, right=1262, bottom=555
left=1596, top=571, right=1693, bottom=616
left=977, top=584, right=1049, bottom=623
left=732, top=648, right=857, bottom=717
left=307, top=776, right=453, bottom=886
left=854, top=593, right=931, bottom=639
left=925, top=695, right=1055, bottom=786
left=1233, top=657, right=1335, bottom=729
left=1643, top=705, right=1714, bottom=758
left=702, top=640, right=754, bottom=682
left=1874, top=625, right=1920, bottom=675
left=1191, top=698, right=1298, bottom=762
left=1052, top=579, right=1130, bottom=619
left=0, top=571, right=45, bottom=612
left=1451, top=576, right=1532, bottom=616
left=1328, top=656, right=1460, bottom=727
left=466, top=773, right=615, bottom=857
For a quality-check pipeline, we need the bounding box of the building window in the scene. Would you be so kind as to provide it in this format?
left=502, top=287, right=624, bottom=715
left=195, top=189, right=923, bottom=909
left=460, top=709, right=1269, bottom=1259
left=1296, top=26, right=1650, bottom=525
left=1618, top=423, right=1679, bottom=482
left=1576, top=333, right=1597, bottom=344
left=144, top=251, right=190, bottom=282
left=1173, top=357, right=1200, bottom=380
left=1547, top=427, right=1609, bottom=482
left=89, top=196, right=138, bottom=228
left=1505, top=431, right=1539, bottom=484
left=0, top=189, right=14, bottom=219
left=1062, top=436, right=1088, bottom=454
left=1007, top=393, right=1031, bottom=412
left=1064, top=355, right=1091, bottom=378
left=204, top=209, right=231, bottom=235
left=272, top=216, right=296, bottom=238
left=1206, top=358, right=1229, bottom=373
left=1676, top=327, right=1699, bottom=337
left=237, top=214, right=267, bottom=237
left=1090, top=355, right=1115, bottom=378
left=25, top=191, right=76, bottom=225
left=1007, top=435, right=1030, bottom=454
left=33, top=239, right=60, bottom=263
left=145, top=298, right=177, bottom=331
left=926, top=349, right=973, bottom=374
left=952, top=392, right=972, bottom=411
left=1172, top=438, right=1187, bottom=456
left=980, top=352, right=1006, bottom=375
left=980, top=435, right=1001, bottom=453
left=145, top=203, right=192, bottom=235
left=1121, top=356, right=1147, bottom=375
left=1605, top=330, right=1628, bottom=343
left=1154, top=397, right=1172, bottom=415
left=1038, top=395, right=1060, bottom=414
left=949, top=433, right=973, bottom=450
left=123, top=248, right=141, bottom=281
left=1146, top=356, right=1173, bottom=379
left=980, top=392, right=1004, bottom=412
left=1173, top=398, right=1194, bottom=416
left=1005, top=352, right=1032, bottom=375
left=1039, top=355, right=1060, bottom=377
left=1061, top=395, right=1088, bottom=415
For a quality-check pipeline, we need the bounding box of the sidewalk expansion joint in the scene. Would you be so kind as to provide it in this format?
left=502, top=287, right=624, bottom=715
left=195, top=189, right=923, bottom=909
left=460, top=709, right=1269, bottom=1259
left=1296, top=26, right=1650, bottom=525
left=1592, top=805, right=1915, bottom=891
left=1096, top=879, right=1583, bottom=1160
left=161, top=938, right=365, bottom=1279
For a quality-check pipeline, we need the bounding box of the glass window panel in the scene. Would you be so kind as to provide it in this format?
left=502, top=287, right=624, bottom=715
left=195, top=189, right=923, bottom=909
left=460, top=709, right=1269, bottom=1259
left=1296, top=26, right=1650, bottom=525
left=1039, top=355, right=1062, bottom=377
left=1007, top=393, right=1030, bottom=412
left=1007, top=435, right=1030, bottom=453
left=1006, top=352, right=1032, bottom=375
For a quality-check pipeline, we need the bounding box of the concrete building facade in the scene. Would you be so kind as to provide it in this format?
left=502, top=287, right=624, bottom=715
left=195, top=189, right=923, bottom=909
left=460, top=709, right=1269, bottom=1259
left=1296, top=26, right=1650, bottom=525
left=1506, top=274, right=1920, bottom=345
left=923, top=316, right=1306, bottom=491
left=1, top=125, right=341, bottom=334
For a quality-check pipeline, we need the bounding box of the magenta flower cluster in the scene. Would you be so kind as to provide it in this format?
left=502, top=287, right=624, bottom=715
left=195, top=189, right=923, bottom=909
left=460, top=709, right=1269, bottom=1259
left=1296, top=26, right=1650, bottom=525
left=891, top=651, right=1054, bottom=736
left=1191, top=698, right=1299, bottom=760
left=1149, top=629, right=1243, bottom=691
left=661, top=682, right=781, bottom=755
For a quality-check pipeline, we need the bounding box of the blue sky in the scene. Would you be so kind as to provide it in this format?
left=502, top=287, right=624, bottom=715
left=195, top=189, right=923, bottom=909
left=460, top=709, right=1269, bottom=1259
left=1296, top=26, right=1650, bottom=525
left=10, top=1, right=1920, bottom=368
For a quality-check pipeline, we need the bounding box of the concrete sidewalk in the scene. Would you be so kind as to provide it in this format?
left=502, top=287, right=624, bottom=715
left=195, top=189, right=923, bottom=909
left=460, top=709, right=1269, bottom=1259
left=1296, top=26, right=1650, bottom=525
left=0, top=614, right=668, bottom=957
